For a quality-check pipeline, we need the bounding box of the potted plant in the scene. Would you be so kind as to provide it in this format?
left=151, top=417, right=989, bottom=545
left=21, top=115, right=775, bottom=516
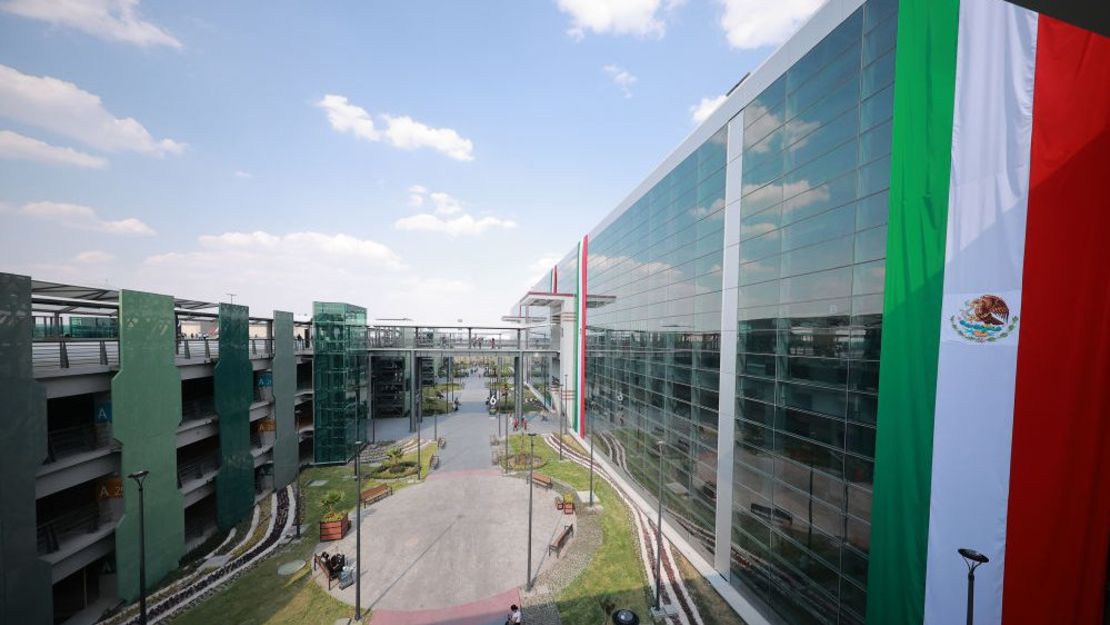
left=562, top=493, right=575, bottom=514
left=318, top=490, right=350, bottom=541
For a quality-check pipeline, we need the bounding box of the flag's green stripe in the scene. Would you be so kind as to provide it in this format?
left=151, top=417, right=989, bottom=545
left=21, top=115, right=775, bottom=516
left=865, top=1, right=960, bottom=623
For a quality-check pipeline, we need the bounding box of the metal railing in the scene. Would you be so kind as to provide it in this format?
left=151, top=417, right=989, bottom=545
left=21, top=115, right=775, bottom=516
left=32, top=339, right=118, bottom=370
left=36, top=502, right=108, bottom=555
left=367, top=327, right=554, bottom=351
left=45, top=424, right=106, bottom=463
left=30, top=337, right=277, bottom=371
left=177, top=454, right=218, bottom=488
left=181, top=397, right=216, bottom=422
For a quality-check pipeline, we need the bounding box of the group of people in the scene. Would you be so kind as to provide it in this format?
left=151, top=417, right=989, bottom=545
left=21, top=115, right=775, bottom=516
left=469, top=336, right=498, bottom=349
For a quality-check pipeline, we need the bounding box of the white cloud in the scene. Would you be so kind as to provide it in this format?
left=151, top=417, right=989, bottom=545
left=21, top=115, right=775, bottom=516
left=690, top=94, right=727, bottom=124
left=1, top=0, right=181, bottom=48
left=408, top=186, right=466, bottom=216
left=718, top=0, right=823, bottom=49
left=74, top=250, right=114, bottom=263
left=602, top=64, right=638, bottom=98
left=557, top=0, right=676, bottom=39
left=394, top=213, right=517, bottom=237
left=0, top=129, right=108, bottom=168
left=134, top=230, right=430, bottom=319
left=398, top=187, right=513, bottom=235
left=18, top=201, right=156, bottom=235
left=316, top=94, right=474, bottom=161
left=193, top=231, right=402, bottom=268
left=234, top=170, right=253, bottom=179
left=0, top=64, right=185, bottom=156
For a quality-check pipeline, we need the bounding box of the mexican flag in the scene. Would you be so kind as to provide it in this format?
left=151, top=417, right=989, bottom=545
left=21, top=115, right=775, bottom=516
left=867, top=1, right=1110, bottom=625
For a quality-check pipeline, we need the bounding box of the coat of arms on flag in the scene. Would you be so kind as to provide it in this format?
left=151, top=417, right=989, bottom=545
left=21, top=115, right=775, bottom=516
left=951, top=294, right=1019, bottom=343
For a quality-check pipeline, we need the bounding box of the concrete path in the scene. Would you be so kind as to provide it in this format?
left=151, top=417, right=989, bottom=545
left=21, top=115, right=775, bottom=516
left=317, top=374, right=572, bottom=625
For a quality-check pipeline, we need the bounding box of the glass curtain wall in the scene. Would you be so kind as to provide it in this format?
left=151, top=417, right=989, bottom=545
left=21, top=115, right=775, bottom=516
left=312, top=302, right=369, bottom=463
left=586, top=128, right=727, bottom=563
left=729, top=0, right=896, bottom=623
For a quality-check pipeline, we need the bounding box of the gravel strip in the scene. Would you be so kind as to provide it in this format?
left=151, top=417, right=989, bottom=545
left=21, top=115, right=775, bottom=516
left=519, top=498, right=604, bottom=625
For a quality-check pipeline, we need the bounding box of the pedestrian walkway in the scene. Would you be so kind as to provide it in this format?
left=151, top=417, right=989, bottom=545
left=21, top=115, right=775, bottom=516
left=315, top=375, right=570, bottom=625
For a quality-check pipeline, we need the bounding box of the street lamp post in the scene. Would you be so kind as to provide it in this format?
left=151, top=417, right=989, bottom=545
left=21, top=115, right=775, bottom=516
left=653, top=439, right=665, bottom=611
left=526, top=432, right=537, bottom=590
left=958, top=548, right=989, bottom=625
left=127, top=470, right=150, bottom=625
left=354, top=440, right=365, bottom=620
left=416, top=402, right=422, bottom=481
left=588, top=406, right=594, bottom=507
left=561, top=373, right=568, bottom=460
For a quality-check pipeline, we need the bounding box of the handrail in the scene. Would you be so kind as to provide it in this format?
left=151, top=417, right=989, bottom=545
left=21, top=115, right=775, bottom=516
left=36, top=502, right=107, bottom=555
left=45, top=424, right=104, bottom=463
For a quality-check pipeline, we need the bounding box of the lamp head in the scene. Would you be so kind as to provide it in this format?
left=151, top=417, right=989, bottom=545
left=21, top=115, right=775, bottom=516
left=612, top=609, right=640, bottom=625
left=954, top=550, right=990, bottom=563
left=958, top=548, right=989, bottom=570
left=528, top=432, right=537, bottom=438
left=127, top=469, right=149, bottom=485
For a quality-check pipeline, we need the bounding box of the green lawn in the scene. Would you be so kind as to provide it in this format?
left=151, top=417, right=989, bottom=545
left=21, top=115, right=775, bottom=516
left=507, top=434, right=653, bottom=622
left=169, top=448, right=437, bottom=625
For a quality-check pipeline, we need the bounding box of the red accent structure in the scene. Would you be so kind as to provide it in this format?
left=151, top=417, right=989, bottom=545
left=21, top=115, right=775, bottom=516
left=579, top=235, right=588, bottom=437
left=1002, top=17, right=1110, bottom=625
left=553, top=265, right=558, bottom=292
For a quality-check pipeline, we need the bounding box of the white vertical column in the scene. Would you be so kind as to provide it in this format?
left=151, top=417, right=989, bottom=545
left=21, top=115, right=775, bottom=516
left=714, top=111, right=744, bottom=576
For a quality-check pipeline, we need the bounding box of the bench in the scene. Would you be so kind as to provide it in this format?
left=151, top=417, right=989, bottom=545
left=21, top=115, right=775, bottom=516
left=313, top=551, right=347, bottom=590
left=531, top=472, right=553, bottom=489
left=360, top=484, right=393, bottom=507
left=548, top=524, right=574, bottom=557
left=430, top=455, right=440, bottom=469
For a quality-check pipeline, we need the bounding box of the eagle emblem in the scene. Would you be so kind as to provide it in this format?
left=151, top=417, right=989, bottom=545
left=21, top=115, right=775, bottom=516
left=951, top=294, right=1018, bottom=343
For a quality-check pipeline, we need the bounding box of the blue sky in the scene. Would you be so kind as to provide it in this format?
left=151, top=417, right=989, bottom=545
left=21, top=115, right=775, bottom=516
left=0, top=0, right=821, bottom=323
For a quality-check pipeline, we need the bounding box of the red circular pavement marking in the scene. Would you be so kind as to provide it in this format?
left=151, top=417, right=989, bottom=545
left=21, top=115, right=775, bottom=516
left=369, top=586, right=521, bottom=625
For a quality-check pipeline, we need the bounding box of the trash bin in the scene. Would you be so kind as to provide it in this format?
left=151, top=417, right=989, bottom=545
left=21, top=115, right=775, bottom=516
left=338, top=565, right=354, bottom=589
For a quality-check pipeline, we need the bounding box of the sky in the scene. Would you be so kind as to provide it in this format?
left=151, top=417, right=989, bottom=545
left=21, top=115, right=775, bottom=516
left=0, top=0, right=823, bottom=324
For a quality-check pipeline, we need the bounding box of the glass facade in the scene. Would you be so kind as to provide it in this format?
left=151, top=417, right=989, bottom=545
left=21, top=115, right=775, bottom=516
left=729, top=1, right=896, bottom=623
left=312, top=301, right=369, bottom=463
left=585, top=128, right=727, bottom=562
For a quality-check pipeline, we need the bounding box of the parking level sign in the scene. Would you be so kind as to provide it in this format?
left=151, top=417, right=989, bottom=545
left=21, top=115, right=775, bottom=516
left=94, top=400, right=112, bottom=423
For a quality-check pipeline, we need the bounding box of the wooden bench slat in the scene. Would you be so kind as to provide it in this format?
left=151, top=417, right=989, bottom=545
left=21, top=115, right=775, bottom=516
left=548, top=523, right=574, bottom=557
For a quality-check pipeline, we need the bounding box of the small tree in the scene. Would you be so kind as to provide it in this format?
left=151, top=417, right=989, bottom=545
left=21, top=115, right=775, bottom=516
left=386, top=447, right=404, bottom=468
left=320, top=490, right=344, bottom=522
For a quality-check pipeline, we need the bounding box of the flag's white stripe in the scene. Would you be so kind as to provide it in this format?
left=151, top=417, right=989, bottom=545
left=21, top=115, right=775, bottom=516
left=923, top=2, right=1038, bottom=624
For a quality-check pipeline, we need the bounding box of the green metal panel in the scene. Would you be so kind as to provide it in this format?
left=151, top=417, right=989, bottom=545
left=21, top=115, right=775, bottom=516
left=0, top=273, right=53, bottom=625
left=272, top=310, right=297, bottom=489
left=215, top=303, right=253, bottom=529
left=113, top=289, right=185, bottom=602
left=312, top=302, right=368, bottom=463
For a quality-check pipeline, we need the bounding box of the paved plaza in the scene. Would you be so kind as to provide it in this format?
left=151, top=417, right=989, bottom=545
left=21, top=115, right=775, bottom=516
left=315, top=374, right=568, bottom=625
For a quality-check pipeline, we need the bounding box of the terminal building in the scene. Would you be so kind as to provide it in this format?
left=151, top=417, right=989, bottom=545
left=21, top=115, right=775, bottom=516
left=513, top=0, right=1109, bottom=624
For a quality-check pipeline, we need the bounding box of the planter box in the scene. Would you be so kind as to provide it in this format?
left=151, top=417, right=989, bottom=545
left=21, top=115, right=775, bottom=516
left=319, top=515, right=350, bottom=541
left=563, top=502, right=576, bottom=515
left=555, top=497, right=564, bottom=510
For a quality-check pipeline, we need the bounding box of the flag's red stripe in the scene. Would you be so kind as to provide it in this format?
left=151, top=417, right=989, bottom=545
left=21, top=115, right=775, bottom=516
left=1003, top=17, right=1110, bottom=625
